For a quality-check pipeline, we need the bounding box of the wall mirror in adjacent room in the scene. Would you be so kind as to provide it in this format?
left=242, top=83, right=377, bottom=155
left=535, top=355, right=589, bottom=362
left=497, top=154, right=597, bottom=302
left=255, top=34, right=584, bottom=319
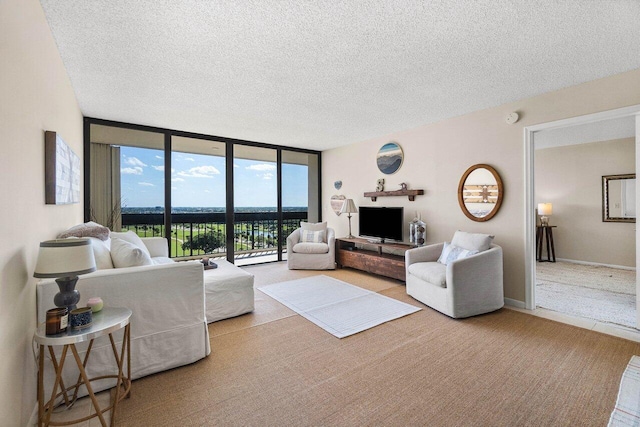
left=602, top=173, right=636, bottom=222
left=458, top=164, right=504, bottom=222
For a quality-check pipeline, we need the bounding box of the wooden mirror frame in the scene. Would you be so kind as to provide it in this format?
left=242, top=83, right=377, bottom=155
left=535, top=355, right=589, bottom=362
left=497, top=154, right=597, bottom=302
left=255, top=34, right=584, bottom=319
left=457, top=164, right=504, bottom=222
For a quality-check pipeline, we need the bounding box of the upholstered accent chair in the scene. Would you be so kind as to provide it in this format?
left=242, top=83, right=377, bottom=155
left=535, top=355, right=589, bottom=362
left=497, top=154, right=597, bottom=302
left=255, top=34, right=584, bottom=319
left=286, top=222, right=336, bottom=270
left=405, top=231, right=504, bottom=318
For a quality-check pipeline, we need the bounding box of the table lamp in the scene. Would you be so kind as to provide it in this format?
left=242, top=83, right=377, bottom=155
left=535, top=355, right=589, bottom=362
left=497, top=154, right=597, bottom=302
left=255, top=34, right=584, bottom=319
left=538, top=203, right=553, bottom=226
left=340, top=199, right=358, bottom=238
left=34, top=238, right=96, bottom=312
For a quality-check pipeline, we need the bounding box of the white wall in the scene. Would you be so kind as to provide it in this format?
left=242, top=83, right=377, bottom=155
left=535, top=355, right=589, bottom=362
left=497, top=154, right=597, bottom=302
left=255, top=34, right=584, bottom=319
left=535, top=138, right=635, bottom=267
left=322, top=68, right=640, bottom=303
left=0, top=0, right=83, bottom=424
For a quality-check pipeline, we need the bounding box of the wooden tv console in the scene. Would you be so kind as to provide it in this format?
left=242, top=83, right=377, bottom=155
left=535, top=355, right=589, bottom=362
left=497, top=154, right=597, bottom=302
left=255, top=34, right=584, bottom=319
left=335, top=237, right=415, bottom=281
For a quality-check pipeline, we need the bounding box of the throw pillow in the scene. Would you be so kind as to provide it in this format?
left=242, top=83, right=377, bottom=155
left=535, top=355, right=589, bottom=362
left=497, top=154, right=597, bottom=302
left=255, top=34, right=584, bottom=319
left=110, top=237, right=153, bottom=268
left=58, top=221, right=110, bottom=241
left=88, top=237, right=114, bottom=269
left=301, top=221, right=327, bottom=232
left=451, top=230, right=494, bottom=252
left=300, top=230, right=325, bottom=243
left=110, top=230, right=151, bottom=256
left=300, top=221, right=327, bottom=243
left=437, top=242, right=479, bottom=265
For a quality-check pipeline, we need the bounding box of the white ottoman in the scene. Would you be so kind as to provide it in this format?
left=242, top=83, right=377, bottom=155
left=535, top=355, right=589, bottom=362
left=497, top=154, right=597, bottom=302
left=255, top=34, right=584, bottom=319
left=203, top=259, right=255, bottom=323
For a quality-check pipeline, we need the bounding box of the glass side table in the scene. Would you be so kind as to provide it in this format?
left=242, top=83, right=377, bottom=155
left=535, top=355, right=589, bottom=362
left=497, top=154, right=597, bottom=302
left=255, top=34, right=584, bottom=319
left=34, top=307, right=132, bottom=427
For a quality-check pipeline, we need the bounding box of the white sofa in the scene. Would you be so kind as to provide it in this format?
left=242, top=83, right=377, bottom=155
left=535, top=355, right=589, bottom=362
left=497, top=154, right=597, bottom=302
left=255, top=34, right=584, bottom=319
left=405, top=231, right=504, bottom=318
left=36, top=236, right=211, bottom=395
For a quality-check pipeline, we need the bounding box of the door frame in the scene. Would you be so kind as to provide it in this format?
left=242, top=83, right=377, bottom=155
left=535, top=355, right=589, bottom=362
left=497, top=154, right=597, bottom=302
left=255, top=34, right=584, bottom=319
left=523, top=104, right=640, bottom=319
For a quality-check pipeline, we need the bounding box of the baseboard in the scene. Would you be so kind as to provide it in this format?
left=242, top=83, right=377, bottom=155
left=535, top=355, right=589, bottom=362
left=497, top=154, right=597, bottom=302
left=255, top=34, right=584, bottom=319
left=556, top=258, right=636, bottom=271
left=504, top=298, right=525, bottom=309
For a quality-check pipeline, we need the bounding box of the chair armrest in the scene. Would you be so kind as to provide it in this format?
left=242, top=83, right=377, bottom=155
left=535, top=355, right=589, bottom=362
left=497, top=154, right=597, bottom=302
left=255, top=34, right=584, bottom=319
left=286, top=229, right=301, bottom=254
left=142, top=237, right=169, bottom=257
left=446, top=245, right=504, bottom=311
left=326, top=228, right=336, bottom=256
left=405, top=243, right=443, bottom=266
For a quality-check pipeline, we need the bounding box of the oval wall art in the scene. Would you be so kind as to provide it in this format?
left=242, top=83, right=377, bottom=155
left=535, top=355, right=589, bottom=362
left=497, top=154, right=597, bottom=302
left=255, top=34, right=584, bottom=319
left=376, top=142, right=403, bottom=175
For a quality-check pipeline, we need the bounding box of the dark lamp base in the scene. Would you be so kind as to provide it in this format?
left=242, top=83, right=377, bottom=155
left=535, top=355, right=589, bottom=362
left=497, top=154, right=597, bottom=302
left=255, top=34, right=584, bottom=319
left=53, top=276, right=80, bottom=312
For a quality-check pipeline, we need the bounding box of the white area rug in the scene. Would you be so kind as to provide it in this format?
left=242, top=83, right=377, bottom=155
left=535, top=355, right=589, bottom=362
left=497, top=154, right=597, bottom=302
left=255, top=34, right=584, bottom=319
left=609, top=356, right=640, bottom=426
left=260, top=275, right=421, bottom=338
left=536, top=261, right=636, bottom=328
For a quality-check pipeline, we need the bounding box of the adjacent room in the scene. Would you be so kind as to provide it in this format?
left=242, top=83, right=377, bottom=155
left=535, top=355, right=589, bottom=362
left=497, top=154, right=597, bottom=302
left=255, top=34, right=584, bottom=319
left=3, top=1, right=640, bottom=426
left=534, top=117, right=637, bottom=330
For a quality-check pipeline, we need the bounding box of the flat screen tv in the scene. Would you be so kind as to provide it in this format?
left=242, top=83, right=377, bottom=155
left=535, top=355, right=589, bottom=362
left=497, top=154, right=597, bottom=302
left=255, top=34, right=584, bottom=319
left=358, top=206, right=404, bottom=242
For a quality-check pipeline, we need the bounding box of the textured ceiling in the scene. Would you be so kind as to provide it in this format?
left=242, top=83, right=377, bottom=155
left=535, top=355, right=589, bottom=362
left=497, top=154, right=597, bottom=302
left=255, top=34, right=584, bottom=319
left=40, top=0, right=640, bottom=151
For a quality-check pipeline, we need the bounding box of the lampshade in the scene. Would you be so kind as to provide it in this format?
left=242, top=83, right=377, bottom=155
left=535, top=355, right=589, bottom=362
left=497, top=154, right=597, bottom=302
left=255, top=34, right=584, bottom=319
left=537, top=203, right=553, bottom=216
left=340, top=199, right=358, bottom=214
left=34, top=238, right=96, bottom=278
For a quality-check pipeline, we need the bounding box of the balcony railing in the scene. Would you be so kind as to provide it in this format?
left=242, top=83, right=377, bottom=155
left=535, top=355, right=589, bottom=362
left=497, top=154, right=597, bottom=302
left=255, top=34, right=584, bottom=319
left=121, top=211, right=307, bottom=260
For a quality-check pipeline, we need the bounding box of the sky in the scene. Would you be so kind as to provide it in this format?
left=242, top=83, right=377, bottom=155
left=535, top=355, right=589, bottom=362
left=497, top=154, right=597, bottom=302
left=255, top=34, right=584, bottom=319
left=120, top=146, right=308, bottom=208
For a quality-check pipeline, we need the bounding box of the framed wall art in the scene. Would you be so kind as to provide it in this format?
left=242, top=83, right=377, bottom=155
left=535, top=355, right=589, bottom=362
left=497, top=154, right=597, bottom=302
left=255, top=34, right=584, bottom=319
left=376, top=142, right=403, bottom=175
left=45, top=130, right=80, bottom=204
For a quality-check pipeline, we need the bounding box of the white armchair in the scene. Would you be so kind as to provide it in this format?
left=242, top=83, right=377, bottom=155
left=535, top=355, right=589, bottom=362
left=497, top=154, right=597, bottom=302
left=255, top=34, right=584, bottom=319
left=286, top=226, right=336, bottom=270
left=405, top=232, right=503, bottom=318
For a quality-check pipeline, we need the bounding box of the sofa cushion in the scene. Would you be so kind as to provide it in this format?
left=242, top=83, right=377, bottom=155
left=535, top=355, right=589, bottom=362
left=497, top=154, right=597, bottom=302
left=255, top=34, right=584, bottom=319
left=408, top=262, right=447, bottom=288
left=437, top=242, right=479, bottom=265
left=58, top=221, right=110, bottom=241
left=88, top=237, right=114, bottom=270
left=300, top=230, right=325, bottom=243
left=110, top=230, right=151, bottom=256
left=301, top=221, right=327, bottom=232
left=292, top=242, right=330, bottom=254
left=110, top=237, right=153, bottom=268
left=451, top=230, right=494, bottom=252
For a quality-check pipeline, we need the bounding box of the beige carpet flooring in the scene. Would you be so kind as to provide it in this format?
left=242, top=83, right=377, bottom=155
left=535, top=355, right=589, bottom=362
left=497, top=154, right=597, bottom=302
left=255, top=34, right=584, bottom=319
left=536, top=261, right=636, bottom=328
left=113, top=263, right=640, bottom=426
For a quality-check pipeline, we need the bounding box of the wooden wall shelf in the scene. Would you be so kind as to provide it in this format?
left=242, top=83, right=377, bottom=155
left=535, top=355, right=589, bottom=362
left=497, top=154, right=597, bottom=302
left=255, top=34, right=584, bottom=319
left=363, top=189, right=424, bottom=202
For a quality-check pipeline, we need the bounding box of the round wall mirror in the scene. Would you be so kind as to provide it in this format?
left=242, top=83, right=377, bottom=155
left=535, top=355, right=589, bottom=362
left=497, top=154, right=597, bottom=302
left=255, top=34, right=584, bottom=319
left=458, top=164, right=504, bottom=222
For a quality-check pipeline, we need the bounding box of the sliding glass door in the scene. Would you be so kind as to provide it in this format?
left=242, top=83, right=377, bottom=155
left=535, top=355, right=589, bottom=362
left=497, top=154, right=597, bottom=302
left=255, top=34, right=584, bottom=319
left=86, top=119, right=320, bottom=266
left=171, top=136, right=226, bottom=258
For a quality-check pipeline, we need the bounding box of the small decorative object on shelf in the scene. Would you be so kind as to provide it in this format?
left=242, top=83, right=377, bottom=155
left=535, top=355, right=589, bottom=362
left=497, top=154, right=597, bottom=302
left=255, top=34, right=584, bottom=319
left=399, top=182, right=408, bottom=190
left=45, top=307, right=68, bottom=336
left=70, top=307, right=93, bottom=330
left=334, top=180, right=342, bottom=190
left=409, top=213, right=426, bottom=246
left=87, top=297, right=104, bottom=313
left=201, top=257, right=218, bottom=270
left=376, top=178, right=385, bottom=192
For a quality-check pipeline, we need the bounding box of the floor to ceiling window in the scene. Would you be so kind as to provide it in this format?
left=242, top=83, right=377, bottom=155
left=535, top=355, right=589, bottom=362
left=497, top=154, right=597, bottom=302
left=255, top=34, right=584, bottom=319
left=171, top=136, right=226, bottom=258
left=88, top=124, right=165, bottom=235
left=85, top=118, right=320, bottom=265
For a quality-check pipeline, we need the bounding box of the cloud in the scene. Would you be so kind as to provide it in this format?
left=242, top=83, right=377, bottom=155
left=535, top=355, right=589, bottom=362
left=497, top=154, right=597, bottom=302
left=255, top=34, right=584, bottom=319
left=121, top=167, right=143, bottom=175
left=152, top=165, right=164, bottom=171
left=125, top=157, right=147, bottom=167
left=177, top=165, right=221, bottom=178
left=261, top=173, right=274, bottom=180
left=184, top=157, right=195, bottom=162
left=155, top=155, right=163, bottom=160
left=171, top=177, right=185, bottom=182
left=246, top=163, right=276, bottom=171
left=138, top=182, right=155, bottom=187
left=234, top=164, right=239, bottom=168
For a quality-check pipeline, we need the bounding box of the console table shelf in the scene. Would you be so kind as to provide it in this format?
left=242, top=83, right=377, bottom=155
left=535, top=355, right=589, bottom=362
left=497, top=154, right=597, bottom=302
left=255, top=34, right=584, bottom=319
left=336, top=237, right=414, bottom=281
left=364, top=189, right=424, bottom=201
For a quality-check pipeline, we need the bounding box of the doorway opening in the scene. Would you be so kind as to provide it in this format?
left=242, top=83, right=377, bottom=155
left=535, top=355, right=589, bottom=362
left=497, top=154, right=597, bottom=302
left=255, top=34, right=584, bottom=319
left=524, top=105, right=640, bottom=331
